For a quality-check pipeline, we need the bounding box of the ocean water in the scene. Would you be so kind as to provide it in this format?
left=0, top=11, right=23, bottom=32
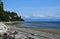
left=17, top=21, right=60, bottom=29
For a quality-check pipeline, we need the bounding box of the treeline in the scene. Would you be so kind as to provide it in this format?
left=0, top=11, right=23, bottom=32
left=0, top=11, right=24, bottom=21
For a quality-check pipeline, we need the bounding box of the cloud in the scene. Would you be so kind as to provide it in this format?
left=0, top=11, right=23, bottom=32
left=33, top=14, right=46, bottom=18
left=46, top=14, right=60, bottom=18
left=54, top=15, right=60, bottom=18
left=43, top=14, right=60, bottom=19
left=25, top=16, right=29, bottom=18
left=22, top=14, right=60, bottom=19
left=23, top=15, right=29, bottom=18
left=33, top=14, right=60, bottom=19
left=22, top=14, right=30, bottom=18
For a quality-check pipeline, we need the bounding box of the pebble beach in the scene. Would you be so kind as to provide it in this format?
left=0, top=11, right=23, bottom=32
left=0, top=22, right=60, bottom=39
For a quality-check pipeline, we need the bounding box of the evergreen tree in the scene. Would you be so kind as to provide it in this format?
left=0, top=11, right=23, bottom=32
left=0, top=0, right=24, bottom=21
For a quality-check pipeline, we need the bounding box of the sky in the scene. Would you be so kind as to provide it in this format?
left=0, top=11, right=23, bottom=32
left=3, top=0, right=60, bottom=21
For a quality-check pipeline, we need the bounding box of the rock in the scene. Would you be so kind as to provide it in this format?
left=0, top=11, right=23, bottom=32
left=0, top=22, right=8, bottom=35
left=2, top=33, right=8, bottom=39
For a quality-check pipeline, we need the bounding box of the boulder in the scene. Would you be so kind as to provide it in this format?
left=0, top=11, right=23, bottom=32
left=0, top=22, right=8, bottom=35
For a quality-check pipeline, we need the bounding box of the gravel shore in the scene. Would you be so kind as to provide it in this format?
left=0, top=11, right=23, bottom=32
left=0, top=22, right=60, bottom=39
left=6, top=25, right=60, bottom=39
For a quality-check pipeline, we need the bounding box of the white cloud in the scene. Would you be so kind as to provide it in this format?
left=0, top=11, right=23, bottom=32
left=47, top=14, right=54, bottom=17
left=24, top=16, right=29, bottom=18
left=33, top=14, right=46, bottom=18
left=33, top=14, right=60, bottom=18
left=54, top=15, right=60, bottom=18
left=39, top=15, right=46, bottom=17
left=46, top=14, right=60, bottom=18
left=22, top=14, right=60, bottom=19
left=22, top=14, right=30, bottom=18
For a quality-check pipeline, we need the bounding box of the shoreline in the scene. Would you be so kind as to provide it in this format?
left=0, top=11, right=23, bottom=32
left=4, top=21, right=60, bottom=35
left=15, top=26, right=60, bottom=35
left=2, top=22, right=60, bottom=39
left=5, top=22, right=60, bottom=36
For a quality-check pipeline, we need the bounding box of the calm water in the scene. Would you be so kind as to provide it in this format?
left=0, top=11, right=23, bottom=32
left=17, top=22, right=60, bottom=29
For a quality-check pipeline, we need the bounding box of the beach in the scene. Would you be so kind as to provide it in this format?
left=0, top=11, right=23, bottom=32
left=0, top=22, right=60, bottom=39
left=3, top=22, right=60, bottom=39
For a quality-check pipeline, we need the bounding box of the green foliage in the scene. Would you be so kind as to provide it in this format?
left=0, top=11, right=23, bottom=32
left=4, top=11, right=24, bottom=21
left=0, top=11, right=24, bottom=21
left=0, top=1, right=24, bottom=21
left=0, top=12, right=10, bottom=21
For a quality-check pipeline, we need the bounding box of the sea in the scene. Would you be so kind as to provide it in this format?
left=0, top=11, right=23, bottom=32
left=17, top=21, right=60, bottom=29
